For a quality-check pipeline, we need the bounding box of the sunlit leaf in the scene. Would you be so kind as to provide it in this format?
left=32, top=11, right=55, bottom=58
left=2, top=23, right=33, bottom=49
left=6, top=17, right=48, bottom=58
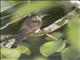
left=67, top=15, right=80, bottom=52
left=40, top=40, right=64, bottom=57
left=0, top=45, right=31, bottom=59
left=1, top=48, right=21, bottom=59
left=17, top=45, right=31, bottom=56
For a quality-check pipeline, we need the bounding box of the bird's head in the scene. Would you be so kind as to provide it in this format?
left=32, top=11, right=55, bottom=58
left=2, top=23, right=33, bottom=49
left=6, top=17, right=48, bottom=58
left=30, top=13, right=48, bottom=21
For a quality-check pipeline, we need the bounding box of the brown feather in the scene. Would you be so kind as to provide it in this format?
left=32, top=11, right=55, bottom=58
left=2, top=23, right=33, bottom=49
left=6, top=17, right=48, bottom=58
left=11, top=16, right=42, bottom=48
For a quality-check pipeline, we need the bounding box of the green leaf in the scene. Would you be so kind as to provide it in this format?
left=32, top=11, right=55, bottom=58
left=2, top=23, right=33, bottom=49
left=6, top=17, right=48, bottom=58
left=17, top=45, right=31, bottom=56
left=67, top=15, right=80, bottom=52
left=0, top=45, right=31, bottom=59
left=40, top=40, right=64, bottom=57
left=7, top=1, right=55, bottom=27
left=0, top=1, right=57, bottom=32
left=61, top=47, right=80, bottom=60
left=1, top=48, right=21, bottom=59
left=57, top=41, right=66, bottom=52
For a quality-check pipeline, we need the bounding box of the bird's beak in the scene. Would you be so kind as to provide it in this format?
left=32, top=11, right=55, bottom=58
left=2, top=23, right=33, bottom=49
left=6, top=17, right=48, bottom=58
left=40, top=14, right=48, bottom=18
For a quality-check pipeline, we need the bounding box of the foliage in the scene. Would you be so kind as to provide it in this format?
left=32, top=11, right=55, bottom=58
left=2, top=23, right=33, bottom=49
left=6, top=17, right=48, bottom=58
left=0, top=1, right=80, bottom=60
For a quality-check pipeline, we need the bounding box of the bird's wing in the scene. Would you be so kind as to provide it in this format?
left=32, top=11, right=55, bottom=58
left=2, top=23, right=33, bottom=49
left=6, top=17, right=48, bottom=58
left=11, top=19, right=42, bottom=48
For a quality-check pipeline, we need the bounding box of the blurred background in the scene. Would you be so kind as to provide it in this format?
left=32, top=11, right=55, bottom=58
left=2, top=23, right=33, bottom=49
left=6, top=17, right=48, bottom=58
left=0, top=0, right=80, bottom=60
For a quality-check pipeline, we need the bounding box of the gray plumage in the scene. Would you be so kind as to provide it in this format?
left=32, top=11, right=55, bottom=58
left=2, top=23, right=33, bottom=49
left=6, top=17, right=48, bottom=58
left=11, top=14, right=44, bottom=48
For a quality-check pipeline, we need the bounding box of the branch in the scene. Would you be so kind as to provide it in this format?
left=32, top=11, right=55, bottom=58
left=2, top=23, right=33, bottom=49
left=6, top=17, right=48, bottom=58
left=33, top=7, right=80, bottom=37
left=0, top=6, right=80, bottom=48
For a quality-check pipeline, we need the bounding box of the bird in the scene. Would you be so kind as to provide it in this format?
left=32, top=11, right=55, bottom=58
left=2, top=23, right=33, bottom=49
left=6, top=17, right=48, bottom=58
left=11, top=13, right=47, bottom=48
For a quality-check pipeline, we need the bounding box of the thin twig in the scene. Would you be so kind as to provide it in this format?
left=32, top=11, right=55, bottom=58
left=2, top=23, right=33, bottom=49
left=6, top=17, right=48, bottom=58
left=46, top=34, right=58, bottom=40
